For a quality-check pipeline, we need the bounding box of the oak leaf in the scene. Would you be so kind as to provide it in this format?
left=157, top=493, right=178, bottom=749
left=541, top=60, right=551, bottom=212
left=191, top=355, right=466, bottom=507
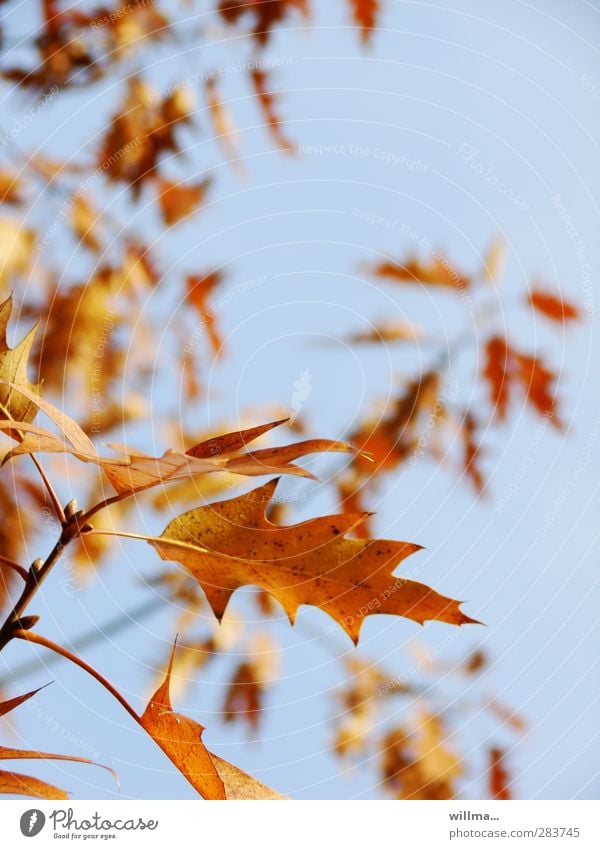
left=529, top=288, right=579, bottom=323
left=489, top=747, right=511, bottom=800
left=483, top=336, right=510, bottom=420
left=0, top=685, right=116, bottom=799
left=369, top=252, right=471, bottom=291
left=149, top=479, right=477, bottom=643
left=0, top=296, right=41, bottom=424
left=157, top=178, right=212, bottom=226
left=0, top=392, right=355, bottom=495
left=140, top=643, right=285, bottom=799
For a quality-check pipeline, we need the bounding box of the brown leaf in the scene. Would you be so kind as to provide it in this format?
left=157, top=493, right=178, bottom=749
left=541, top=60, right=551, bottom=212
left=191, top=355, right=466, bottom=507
left=348, top=0, right=379, bottom=42
left=489, top=747, right=511, bottom=800
left=140, top=643, right=226, bottom=800
left=0, top=746, right=117, bottom=784
left=514, top=352, right=560, bottom=427
left=206, top=78, right=243, bottom=169
left=0, top=219, right=35, bottom=285
left=0, top=296, right=41, bottom=424
left=529, top=288, right=580, bottom=323
left=342, top=319, right=422, bottom=345
left=150, top=479, right=478, bottom=644
left=369, top=252, right=471, bottom=291
left=462, top=411, right=484, bottom=494
left=250, top=69, right=294, bottom=152
left=0, top=684, right=48, bottom=717
left=483, top=336, right=510, bottom=420
left=0, top=172, right=24, bottom=205
left=141, top=642, right=284, bottom=799
left=70, top=194, right=102, bottom=252
left=219, top=0, right=308, bottom=46
left=157, top=178, right=211, bottom=226
left=186, top=270, right=224, bottom=357
left=223, top=661, right=263, bottom=731
left=0, top=769, right=68, bottom=799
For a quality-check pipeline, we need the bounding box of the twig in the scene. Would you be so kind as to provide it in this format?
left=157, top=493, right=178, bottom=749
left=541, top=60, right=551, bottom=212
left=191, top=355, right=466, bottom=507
left=0, top=554, right=29, bottom=582
left=14, top=630, right=140, bottom=724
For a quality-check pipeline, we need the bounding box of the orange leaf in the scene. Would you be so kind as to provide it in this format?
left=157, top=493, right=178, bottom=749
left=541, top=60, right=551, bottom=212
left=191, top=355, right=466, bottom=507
left=514, top=352, right=560, bottom=427
left=141, top=642, right=285, bottom=799
left=462, top=412, right=484, bottom=494
left=349, top=0, right=379, bottom=43
left=483, top=336, right=510, bottom=420
left=150, top=479, right=478, bottom=643
left=140, top=643, right=226, bottom=800
left=0, top=684, right=48, bottom=717
left=529, top=289, right=580, bottom=323
left=369, top=253, right=471, bottom=291
left=489, top=747, right=511, bottom=800
left=0, top=391, right=355, bottom=495
left=250, top=69, right=294, bottom=152
left=157, top=178, right=211, bottom=226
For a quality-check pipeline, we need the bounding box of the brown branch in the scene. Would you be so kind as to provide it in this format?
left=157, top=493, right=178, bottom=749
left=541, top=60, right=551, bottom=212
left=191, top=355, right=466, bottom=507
left=13, top=629, right=141, bottom=725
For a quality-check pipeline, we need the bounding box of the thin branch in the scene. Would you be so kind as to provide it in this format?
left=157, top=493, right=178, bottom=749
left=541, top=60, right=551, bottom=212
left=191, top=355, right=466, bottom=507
left=79, top=491, right=135, bottom=525
left=0, top=400, right=65, bottom=523
left=14, top=630, right=141, bottom=725
left=29, top=454, right=66, bottom=523
left=85, top=528, right=157, bottom=544
left=0, top=554, right=29, bottom=582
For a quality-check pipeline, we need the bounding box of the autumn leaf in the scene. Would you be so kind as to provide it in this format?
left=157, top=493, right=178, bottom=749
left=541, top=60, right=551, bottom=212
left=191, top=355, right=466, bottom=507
left=368, top=252, right=471, bottom=291
left=0, top=390, right=355, bottom=494
left=337, top=474, right=372, bottom=539
left=250, top=69, right=294, bottom=152
left=0, top=770, right=68, bottom=800
left=0, top=172, right=24, bottom=205
left=0, top=684, right=48, bottom=716
left=350, top=371, right=441, bottom=478
left=462, top=411, right=484, bottom=494
left=0, top=219, right=35, bottom=286
left=218, top=0, right=309, bottom=46
left=349, top=0, right=379, bottom=43
left=0, top=296, right=41, bottom=424
left=99, top=77, right=193, bottom=197
left=513, top=352, right=560, bottom=426
left=70, top=194, right=103, bottom=252
left=140, top=643, right=226, bottom=799
left=489, top=747, right=511, bottom=800
left=482, top=235, right=506, bottom=283
left=342, top=319, right=422, bottom=345
left=0, top=684, right=116, bottom=799
left=140, top=642, right=284, bottom=799
left=528, top=288, right=580, bottom=323
left=186, top=271, right=224, bottom=357
left=157, top=178, right=212, bottom=226
left=483, top=336, right=510, bottom=420
left=149, top=479, right=477, bottom=643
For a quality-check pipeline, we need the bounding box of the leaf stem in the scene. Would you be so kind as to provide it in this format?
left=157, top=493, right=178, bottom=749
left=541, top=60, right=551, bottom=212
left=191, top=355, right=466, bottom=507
left=29, top=454, right=66, bottom=523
